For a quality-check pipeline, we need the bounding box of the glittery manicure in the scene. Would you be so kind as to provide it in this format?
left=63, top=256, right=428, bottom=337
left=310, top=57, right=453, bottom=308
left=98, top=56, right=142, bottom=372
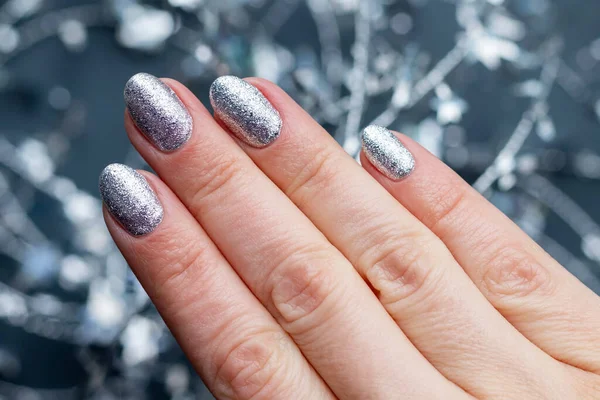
left=362, top=125, right=415, bottom=180
left=209, top=76, right=282, bottom=148
left=99, top=164, right=163, bottom=236
left=125, top=73, right=192, bottom=151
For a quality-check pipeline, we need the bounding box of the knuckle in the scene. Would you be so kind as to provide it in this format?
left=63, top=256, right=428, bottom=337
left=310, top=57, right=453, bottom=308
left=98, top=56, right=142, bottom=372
left=212, top=329, right=287, bottom=400
left=285, top=146, right=342, bottom=205
left=188, top=153, right=245, bottom=204
left=147, top=230, right=213, bottom=300
left=360, top=229, right=441, bottom=308
left=423, top=179, right=470, bottom=232
left=268, top=243, right=339, bottom=329
left=480, top=245, right=553, bottom=301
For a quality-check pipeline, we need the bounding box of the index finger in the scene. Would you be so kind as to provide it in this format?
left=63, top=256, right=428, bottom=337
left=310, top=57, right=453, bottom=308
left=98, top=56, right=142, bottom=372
left=100, top=164, right=333, bottom=399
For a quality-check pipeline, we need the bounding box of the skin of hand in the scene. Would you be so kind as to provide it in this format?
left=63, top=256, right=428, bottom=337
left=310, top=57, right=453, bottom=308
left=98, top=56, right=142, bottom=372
left=99, top=73, right=600, bottom=400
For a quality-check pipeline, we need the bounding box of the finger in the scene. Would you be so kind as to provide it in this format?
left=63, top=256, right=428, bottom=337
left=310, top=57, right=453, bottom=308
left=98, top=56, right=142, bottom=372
left=220, top=77, right=579, bottom=398
left=361, top=133, right=600, bottom=373
left=99, top=164, right=333, bottom=400
left=123, top=74, right=467, bottom=399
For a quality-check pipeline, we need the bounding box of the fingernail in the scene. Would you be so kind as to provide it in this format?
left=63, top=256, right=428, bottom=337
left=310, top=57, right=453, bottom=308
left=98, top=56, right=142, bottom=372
left=361, top=125, right=415, bottom=180
left=99, top=164, right=163, bottom=236
left=209, top=76, right=282, bottom=148
left=124, top=73, right=192, bottom=151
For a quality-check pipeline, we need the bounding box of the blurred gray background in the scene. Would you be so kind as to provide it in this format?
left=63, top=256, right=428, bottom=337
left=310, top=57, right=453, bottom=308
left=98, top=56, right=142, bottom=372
left=0, top=0, right=599, bottom=398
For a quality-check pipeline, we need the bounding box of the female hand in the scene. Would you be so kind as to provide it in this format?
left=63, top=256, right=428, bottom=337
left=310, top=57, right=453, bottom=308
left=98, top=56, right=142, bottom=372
left=100, top=73, right=600, bottom=399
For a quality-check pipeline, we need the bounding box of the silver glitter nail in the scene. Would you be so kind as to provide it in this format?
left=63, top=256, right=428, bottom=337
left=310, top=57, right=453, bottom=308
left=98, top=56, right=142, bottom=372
left=124, top=73, right=192, bottom=151
left=209, top=76, right=282, bottom=148
left=362, top=125, right=415, bottom=180
left=99, top=164, right=163, bottom=236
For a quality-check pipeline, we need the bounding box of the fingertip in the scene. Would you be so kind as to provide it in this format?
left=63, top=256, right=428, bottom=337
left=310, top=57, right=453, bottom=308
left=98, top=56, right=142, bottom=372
left=243, top=77, right=279, bottom=93
left=243, top=77, right=299, bottom=118
left=136, top=169, right=190, bottom=218
left=388, top=131, right=441, bottom=161
left=240, top=77, right=333, bottom=154
left=159, top=77, right=211, bottom=118
left=359, top=126, right=415, bottom=181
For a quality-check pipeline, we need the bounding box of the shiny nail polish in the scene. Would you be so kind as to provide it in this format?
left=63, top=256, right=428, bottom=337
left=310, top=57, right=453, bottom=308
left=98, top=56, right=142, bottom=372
left=99, top=164, right=163, bottom=236
left=361, top=125, right=415, bottom=180
left=209, top=76, right=282, bottom=148
left=124, top=73, right=192, bottom=151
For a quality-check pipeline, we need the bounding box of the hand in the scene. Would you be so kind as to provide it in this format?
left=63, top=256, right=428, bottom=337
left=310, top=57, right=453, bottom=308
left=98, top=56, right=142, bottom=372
left=100, top=73, right=600, bottom=399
